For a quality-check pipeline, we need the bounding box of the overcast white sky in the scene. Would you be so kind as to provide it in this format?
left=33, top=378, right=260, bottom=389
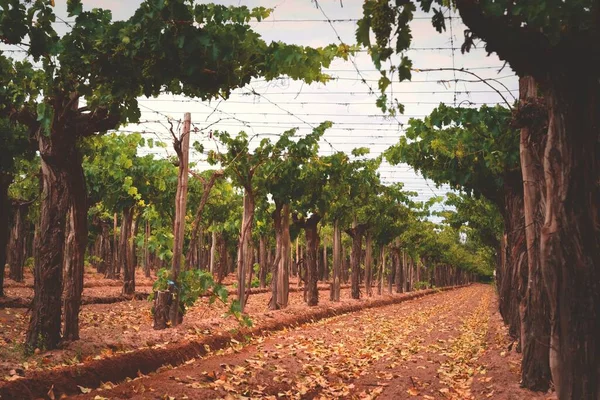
left=4, top=1, right=519, bottom=211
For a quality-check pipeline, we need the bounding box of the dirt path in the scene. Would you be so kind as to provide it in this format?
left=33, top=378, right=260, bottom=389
left=68, top=285, right=550, bottom=400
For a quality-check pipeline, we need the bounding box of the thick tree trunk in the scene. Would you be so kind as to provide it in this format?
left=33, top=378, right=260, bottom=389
left=322, top=235, right=328, bottom=281
left=269, top=204, right=283, bottom=310
left=237, top=191, right=255, bottom=311
left=217, top=234, right=227, bottom=283
left=341, top=246, right=349, bottom=284
left=395, top=248, right=403, bottom=293
left=276, top=204, right=291, bottom=308
left=120, top=207, right=135, bottom=295
left=538, top=81, right=600, bottom=399
left=330, top=220, right=341, bottom=301
left=62, top=180, right=86, bottom=342
left=388, top=251, right=395, bottom=294
left=112, top=213, right=119, bottom=278
left=100, top=221, right=113, bottom=278
left=316, top=234, right=323, bottom=282
left=153, top=291, right=171, bottom=330
left=378, top=246, right=385, bottom=295
left=346, top=221, right=366, bottom=300
left=517, top=76, right=552, bottom=391
left=210, top=230, right=218, bottom=276
left=258, top=235, right=266, bottom=287
left=27, top=150, right=71, bottom=351
left=365, top=232, right=373, bottom=296
left=170, top=115, right=190, bottom=326
left=143, top=220, right=150, bottom=278
left=186, top=170, right=223, bottom=269
left=0, top=175, right=13, bottom=297
left=497, top=174, right=527, bottom=343
left=304, top=214, right=321, bottom=306
left=8, top=202, right=29, bottom=283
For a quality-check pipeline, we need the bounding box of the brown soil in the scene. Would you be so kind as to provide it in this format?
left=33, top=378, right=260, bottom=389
left=2, top=269, right=157, bottom=289
left=54, top=285, right=553, bottom=400
left=0, top=285, right=454, bottom=399
left=0, top=277, right=375, bottom=385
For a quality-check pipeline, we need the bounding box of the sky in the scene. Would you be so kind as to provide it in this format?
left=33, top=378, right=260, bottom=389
left=3, top=1, right=519, bottom=213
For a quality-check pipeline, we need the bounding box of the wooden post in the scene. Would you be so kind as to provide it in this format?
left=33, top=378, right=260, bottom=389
left=210, top=230, right=217, bottom=275
left=322, top=234, right=328, bottom=281
left=113, top=212, right=119, bottom=277
left=365, top=232, right=373, bottom=296
left=144, top=220, right=150, bottom=278
left=169, top=112, right=191, bottom=327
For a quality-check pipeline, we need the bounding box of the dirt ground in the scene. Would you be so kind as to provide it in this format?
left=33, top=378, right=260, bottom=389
left=0, top=273, right=350, bottom=381
left=58, top=284, right=553, bottom=400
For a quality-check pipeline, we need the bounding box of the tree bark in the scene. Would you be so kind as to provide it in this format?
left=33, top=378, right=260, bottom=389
left=322, top=235, right=328, bottom=281
left=346, top=221, right=366, bottom=300
left=210, top=230, right=218, bottom=276
left=497, top=173, right=527, bottom=343
left=538, top=81, right=600, bottom=399
left=365, top=232, right=373, bottom=296
left=330, top=220, right=341, bottom=301
left=99, top=221, right=113, bottom=278
left=170, top=113, right=191, bottom=326
left=0, top=174, right=13, bottom=297
left=258, top=235, right=266, bottom=287
left=299, top=214, right=321, bottom=307
left=388, top=250, right=395, bottom=294
left=237, top=190, right=255, bottom=311
left=378, top=246, right=385, bottom=295
left=395, top=248, right=403, bottom=293
left=517, top=76, right=552, bottom=391
left=62, top=179, right=86, bottom=342
left=217, top=233, right=227, bottom=283
left=277, top=204, right=291, bottom=308
left=27, top=149, right=71, bottom=350
left=120, top=207, right=135, bottom=295
left=8, top=201, right=29, bottom=283
left=186, top=170, right=223, bottom=269
left=269, top=204, right=283, bottom=310
left=143, top=220, right=150, bottom=278
left=112, top=212, right=119, bottom=278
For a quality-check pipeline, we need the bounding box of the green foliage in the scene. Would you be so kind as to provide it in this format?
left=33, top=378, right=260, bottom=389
left=385, top=104, right=518, bottom=206
left=414, top=281, right=431, bottom=290
left=357, top=0, right=596, bottom=112
left=250, top=263, right=272, bottom=288
left=150, top=268, right=251, bottom=327
left=442, top=192, right=502, bottom=251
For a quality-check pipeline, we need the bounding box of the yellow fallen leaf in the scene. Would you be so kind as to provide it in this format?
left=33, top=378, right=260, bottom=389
left=406, top=387, right=419, bottom=396
left=78, top=385, right=92, bottom=394
left=47, top=385, right=55, bottom=400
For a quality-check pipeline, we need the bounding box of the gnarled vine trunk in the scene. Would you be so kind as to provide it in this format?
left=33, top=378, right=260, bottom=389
left=8, top=201, right=29, bottom=283
left=394, top=248, right=403, bottom=293
left=98, top=220, right=113, bottom=277
left=304, top=214, right=321, bottom=306
left=63, top=154, right=87, bottom=342
left=276, top=204, right=291, bottom=308
left=0, top=174, right=12, bottom=297
left=120, top=207, right=135, bottom=296
left=27, top=142, right=71, bottom=351
left=269, top=203, right=283, bottom=310
left=330, top=219, right=341, bottom=301
left=237, top=190, right=255, bottom=311
left=364, top=232, right=373, bottom=296
left=346, top=221, right=366, bottom=300
left=517, top=76, right=552, bottom=391
left=539, top=80, right=600, bottom=399
left=497, top=173, right=527, bottom=343
left=258, top=235, right=267, bottom=288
